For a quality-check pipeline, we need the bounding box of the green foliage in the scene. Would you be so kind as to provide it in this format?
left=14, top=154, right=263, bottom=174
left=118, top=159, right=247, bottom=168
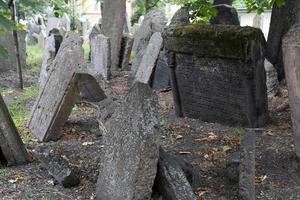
left=26, top=45, right=43, bottom=67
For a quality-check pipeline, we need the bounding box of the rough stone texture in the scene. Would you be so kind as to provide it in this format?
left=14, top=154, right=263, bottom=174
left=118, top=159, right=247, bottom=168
left=96, top=82, right=159, bottom=200
left=265, top=59, right=279, bottom=97
left=266, top=0, right=300, bottom=81
left=89, top=24, right=101, bottom=41
left=134, top=32, right=163, bottom=85
left=239, top=130, right=256, bottom=200
left=153, top=148, right=200, bottom=200
left=101, top=0, right=126, bottom=70
left=29, top=32, right=85, bottom=142
left=47, top=17, right=70, bottom=35
left=164, top=25, right=268, bottom=127
left=169, top=8, right=190, bottom=26
left=0, top=94, right=28, bottom=166
left=210, top=4, right=240, bottom=25
left=152, top=50, right=170, bottom=90
left=120, top=34, right=134, bottom=70
left=282, top=24, right=300, bottom=158
left=226, top=151, right=240, bottom=183
left=131, top=9, right=167, bottom=80
left=39, top=29, right=63, bottom=89
left=0, top=31, right=26, bottom=72
left=90, top=34, right=111, bottom=80
left=34, top=146, right=80, bottom=188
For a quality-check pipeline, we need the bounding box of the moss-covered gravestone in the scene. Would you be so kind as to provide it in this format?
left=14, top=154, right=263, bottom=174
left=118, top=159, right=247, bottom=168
left=0, top=94, right=28, bottom=166
left=164, top=25, right=268, bottom=127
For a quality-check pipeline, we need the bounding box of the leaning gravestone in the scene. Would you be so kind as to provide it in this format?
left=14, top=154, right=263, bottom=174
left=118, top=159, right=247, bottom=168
left=130, top=9, right=167, bottom=80
left=29, top=32, right=107, bottom=142
left=0, top=93, right=28, bottom=166
left=90, top=34, right=111, bottom=80
left=134, top=32, right=163, bottom=85
left=101, top=0, right=126, bottom=70
left=266, top=0, right=300, bottom=81
left=282, top=23, right=300, bottom=158
left=39, top=29, right=63, bottom=89
left=210, top=4, right=240, bottom=25
left=164, top=25, right=268, bottom=127
left=96, top=82, right=159, bottom=200
left=0, top=31, right=26, bottom=72
left=120, top=34, right=134, bottom=70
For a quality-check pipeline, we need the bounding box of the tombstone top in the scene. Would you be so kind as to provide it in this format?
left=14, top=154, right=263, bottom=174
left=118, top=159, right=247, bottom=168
left=164, top=24, right=265, bottom=60
left=283, top=24, right=300, bottom=45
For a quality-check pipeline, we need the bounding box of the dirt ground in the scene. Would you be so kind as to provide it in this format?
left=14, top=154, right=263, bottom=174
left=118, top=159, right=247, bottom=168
left=0, top=68, right=299, bottom=200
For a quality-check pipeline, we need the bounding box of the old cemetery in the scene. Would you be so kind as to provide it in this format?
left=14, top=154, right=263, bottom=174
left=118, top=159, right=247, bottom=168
left=1, top=0, right=300, bottom=199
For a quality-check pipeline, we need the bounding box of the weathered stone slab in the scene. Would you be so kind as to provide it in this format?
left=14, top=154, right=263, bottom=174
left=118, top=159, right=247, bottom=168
left=96, top=82, right=159, bottom=200
left=134, top=32, right=163, bottom=85
left=0, top=94, right=28, bottom=166
left=90, top=34, right=111, bottom=80
left=34, top=146, right=80, bottom=188
left=39, top=29, right=63, bottom=89
left=0, top=31, right=26, bottom=72
left=169, top=8, right=189, bottom=26
left=120, top=34, right=134, bottom=70
left=152, top=50, right=170, bottom=90
left=165, top=25, right=268, bottom=127
left=210, top=4, right=240, bottom=25
left=265, top=59, right=279, bottom=97
left=153, top=148, right=200, bottom=200
left=131, top=9, right=166, bottom=79
left=282, top=23, right=300, bottom=158
left=101, top=0, right=126, bottom=70
left=266, top=0, right=300, bottom=81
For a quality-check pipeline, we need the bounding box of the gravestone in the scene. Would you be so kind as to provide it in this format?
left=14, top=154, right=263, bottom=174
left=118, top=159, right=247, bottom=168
left=0, top=31, right=26, bottom=72
left=120, top=34, right=134, bottom=70
left=96, top=82, right=159, bottom=200
left=29, top=32, right=107, bottom=142
left=101, top=0, right=126, bottom=70
left=39, top=29, right=63, bottom=89
left=265, top=60, right=279, bottom=97
left=131, top=9, right=167, bottom=79
left=266, top=0, right=300, bottom=81
left=210, top=4, right=240, bottom=25
left=164, top=25, right=268, bottom=127
left=90, top=34, right=111, bottom=80
left=89, top=23, right=101, bottom=42
left=282, top=23, right=300, bottom=158
left=152, top=50, right=170, bottom=90
left=169, top=7, right=190, bottom=26
left=134, top=32, right=163, bottom=85
left=0, top=94, right=28, bottom=166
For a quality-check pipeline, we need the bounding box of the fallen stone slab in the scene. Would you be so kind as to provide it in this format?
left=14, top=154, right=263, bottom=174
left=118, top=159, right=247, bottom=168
left=153, top=148, right=199, bottom=200
left=96, top=82, right=159, bottom=200
left=0, top=94, right=28, bottom=166
left=34, top=146, right=80, bottom=188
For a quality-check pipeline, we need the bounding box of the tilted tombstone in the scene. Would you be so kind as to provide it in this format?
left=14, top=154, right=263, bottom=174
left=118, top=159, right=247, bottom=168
left=134, top=32, right=163, bottom=85
left=101, top=0, right=126, bottom=70
left=90, top=34, right=111, bottom=80
left=282, top=23, right=300, bottom=158
left=120, top=34, right=134, bottom=70
left=0, top=31, right=26, bottom=72
left=266, top=0, right=300, bottom=81
left=39, top=28, right=63, bottom=89
left=0, top=94, right=28, bottom=166
left=164, top=25, right=268, bottom=127
left=96, top=82, right=159, bottom=200
left=29, top=32, right=106, bottom=141
left=152, top=8, right=190, bottom=90
left=130, top=9, right=167, bottom=80
left=210, top=4, right=240, bottom=25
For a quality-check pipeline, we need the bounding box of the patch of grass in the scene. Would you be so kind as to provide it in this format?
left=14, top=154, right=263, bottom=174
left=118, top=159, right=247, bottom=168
left=26, top=45, right=43, bottom=67
left=82, top=42, right=90, bottom=61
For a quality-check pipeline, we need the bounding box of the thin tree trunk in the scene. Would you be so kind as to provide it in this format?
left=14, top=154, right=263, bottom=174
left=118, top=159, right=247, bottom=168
left=10, top=0, right=24, bottom=89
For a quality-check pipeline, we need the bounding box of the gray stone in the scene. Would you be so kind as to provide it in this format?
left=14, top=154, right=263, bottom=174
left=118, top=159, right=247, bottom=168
left=131, top=9, right=167, bottom=79
left=0, top=93, right=28, bottom=166
left=265, top=60, right=279, bottom=97
left=96, top=82, right=159, bottom=200
left=266, top=0, right=300, bottom=81
left=90, top=34, right=111, bottom=80
left=169, top=8, right=190, bottom=26
left=239, top=130, right=256, bottom=200
left=210, top=4, right=240, bottom=25
left=89, top=24, right=102, bottom=41
left=282, top=23, right=300, bottom=158
left=120, top=34, right=134, bottom=70
left=164, top=25, right=268, bottom=127
left=134, top=32, right=163, bottom=85
left=152, top=50, right=170, bottom=90
left=101, top=0, right=126, bottom=70
left=0, top=31, right=26, bottom=72
left=226, top=151, right=240, bottom=182
left=34, top=146, right=80, bottom=188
